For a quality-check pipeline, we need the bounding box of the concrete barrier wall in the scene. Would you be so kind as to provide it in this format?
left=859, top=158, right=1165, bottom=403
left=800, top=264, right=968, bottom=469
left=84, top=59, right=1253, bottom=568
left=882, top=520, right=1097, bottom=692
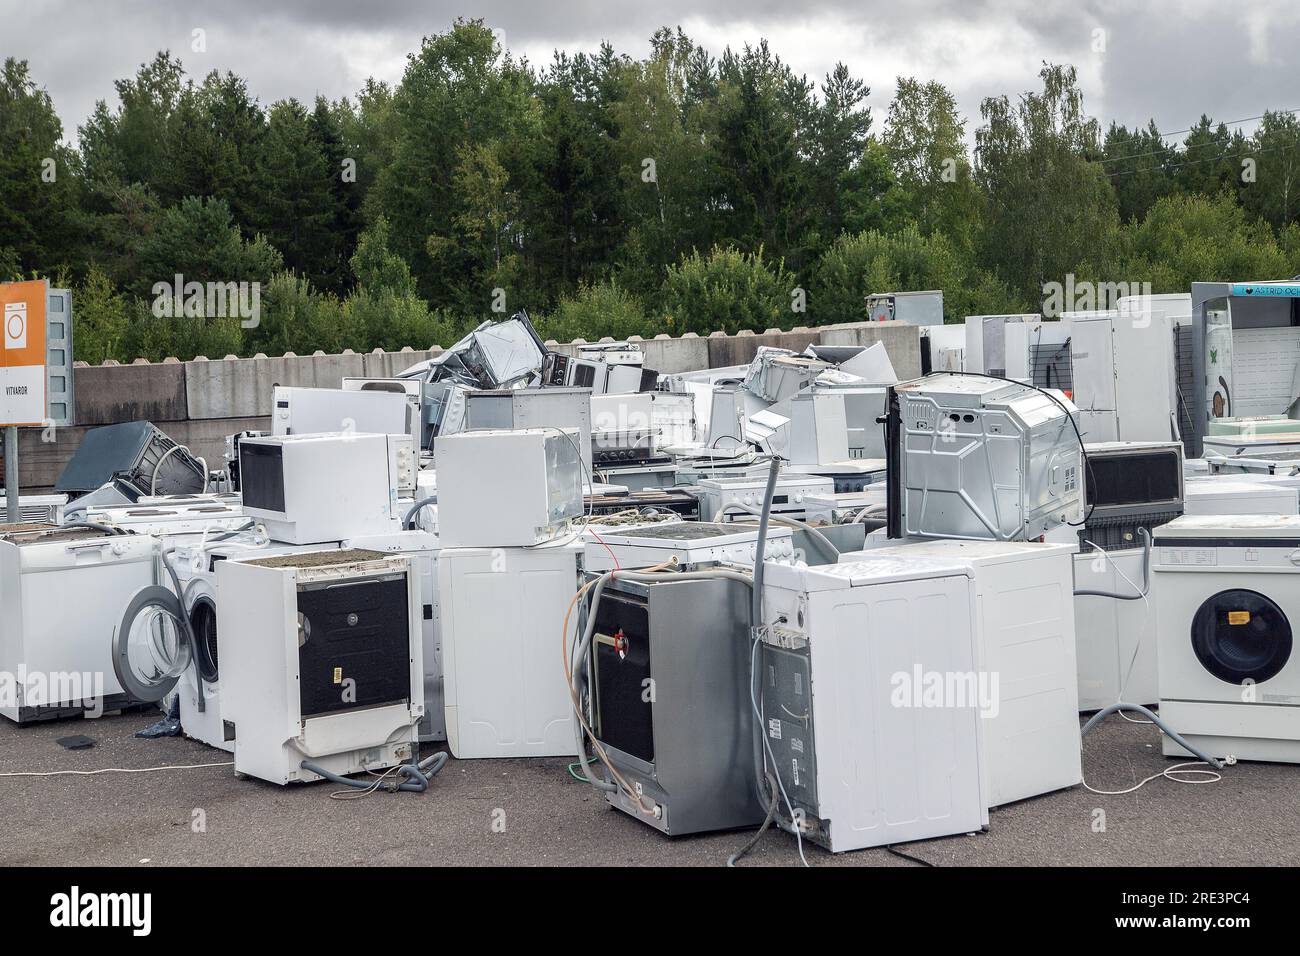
left=8, top=321, right=918, bottom=491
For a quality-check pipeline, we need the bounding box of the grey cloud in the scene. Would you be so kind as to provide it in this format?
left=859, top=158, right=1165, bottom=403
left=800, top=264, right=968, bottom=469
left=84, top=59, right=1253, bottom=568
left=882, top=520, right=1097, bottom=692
left=2, top=0, right=1296, bottom=148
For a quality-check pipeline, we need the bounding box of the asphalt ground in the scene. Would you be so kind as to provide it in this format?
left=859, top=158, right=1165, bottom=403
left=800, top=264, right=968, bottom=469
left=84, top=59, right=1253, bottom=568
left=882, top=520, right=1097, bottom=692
left=0, top=709, right=1296, bottom=867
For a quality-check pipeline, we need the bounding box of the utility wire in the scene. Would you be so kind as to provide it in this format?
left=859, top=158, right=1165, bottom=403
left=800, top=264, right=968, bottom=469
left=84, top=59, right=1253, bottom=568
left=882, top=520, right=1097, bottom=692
left=1098, top=107, right=1300, bottom=166
left=1103, top=139, right=1300, bottom=181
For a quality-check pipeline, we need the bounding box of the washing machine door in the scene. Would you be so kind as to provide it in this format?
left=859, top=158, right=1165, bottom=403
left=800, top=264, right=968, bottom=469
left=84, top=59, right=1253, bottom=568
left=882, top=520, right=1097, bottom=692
left=112, top=586, right=191, bottom=702
left=1191, top=588, right=1293, bottom=685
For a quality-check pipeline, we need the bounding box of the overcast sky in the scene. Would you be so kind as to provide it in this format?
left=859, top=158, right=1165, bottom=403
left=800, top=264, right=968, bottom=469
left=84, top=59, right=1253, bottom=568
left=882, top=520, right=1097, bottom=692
left=5, top=0, right=1299, bottom=148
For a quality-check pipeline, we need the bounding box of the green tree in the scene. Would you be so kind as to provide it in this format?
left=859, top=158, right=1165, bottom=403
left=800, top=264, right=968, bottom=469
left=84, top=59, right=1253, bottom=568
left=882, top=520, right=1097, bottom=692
left=133, top=196, right=282, bottom=300
left=884, top=77, right=980, bottom=248
left=80, top=52, right=186, bottom=201
left=1112, top=192, right=1297, bottom=292
left=1173, top=116, right=1239, bottom=198
left=1101, top=120, right=1177, bottom=223
left=711, top=41, right=817, bottom=268
left=660, top=245, right=792, bottom=335
left=249, top=99, right=336, bottom=288
left=811, top=225, right=1006, bottom=325
left=974, top=63, right=1120, bottom=303
left=536, top=280, right=649, bottom=343
left=369, top=19, right=541, bottom=310
left=0, top=58, right=85, bottom=275
left=1241, top=110, right=1300, bottom=229
left=72, top=265, right=132, bottom=363
left=807, top=62, right=873, bottom=246
left=606, top=29, right=723, bottom=301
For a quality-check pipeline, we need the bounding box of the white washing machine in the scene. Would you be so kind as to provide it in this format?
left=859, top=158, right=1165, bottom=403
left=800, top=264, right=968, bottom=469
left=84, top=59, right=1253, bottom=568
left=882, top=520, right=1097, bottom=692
left=1154, top=515, right=1300, bottom=762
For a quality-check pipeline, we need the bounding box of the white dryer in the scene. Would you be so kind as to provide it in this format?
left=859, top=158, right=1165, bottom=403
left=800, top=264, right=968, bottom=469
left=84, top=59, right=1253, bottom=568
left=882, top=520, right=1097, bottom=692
left=1154, top=515, right=1300, bottom=762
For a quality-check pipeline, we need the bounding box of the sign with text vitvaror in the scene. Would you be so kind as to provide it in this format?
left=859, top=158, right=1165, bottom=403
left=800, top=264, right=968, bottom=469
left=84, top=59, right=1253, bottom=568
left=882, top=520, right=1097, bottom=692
left=0, top=280, right=47, bottom=426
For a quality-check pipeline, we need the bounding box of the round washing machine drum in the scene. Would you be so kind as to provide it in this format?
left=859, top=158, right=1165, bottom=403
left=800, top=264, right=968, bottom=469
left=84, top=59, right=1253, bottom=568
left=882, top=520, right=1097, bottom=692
left=1191, top=589, right=1293, bottom=685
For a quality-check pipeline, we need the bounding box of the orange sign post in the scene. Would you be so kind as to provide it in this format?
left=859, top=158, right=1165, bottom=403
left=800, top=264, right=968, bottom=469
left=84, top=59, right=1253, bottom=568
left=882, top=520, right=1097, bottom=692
left=0, top=279, right=49, bottom=521
left=0, top=279, right=48, bottom=426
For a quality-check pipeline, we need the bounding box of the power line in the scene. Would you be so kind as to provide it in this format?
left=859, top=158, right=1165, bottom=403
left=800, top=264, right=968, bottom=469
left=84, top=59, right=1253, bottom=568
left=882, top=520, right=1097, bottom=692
left=1099, top=107, right=1300, bottom=166
left=1104, top=138, right=1300, bottom=180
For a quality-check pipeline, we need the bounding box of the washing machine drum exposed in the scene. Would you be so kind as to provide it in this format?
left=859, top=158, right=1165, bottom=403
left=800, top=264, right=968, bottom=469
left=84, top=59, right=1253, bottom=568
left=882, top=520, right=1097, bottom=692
left=1191, top=589, right=1292, bottom=685
left=189, top=594, right=219, bottom=680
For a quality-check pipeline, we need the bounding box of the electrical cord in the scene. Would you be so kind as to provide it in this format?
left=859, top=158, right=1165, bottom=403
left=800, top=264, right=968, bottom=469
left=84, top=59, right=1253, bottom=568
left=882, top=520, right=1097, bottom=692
left=747, top=628, right=809, bottom=867
left=1083, top=760, right=1221, bottom=796
left=0, top=762, right=233, bottom=777
left=1080, top=703, right=1231, bottom=795
left=885, top=845, right=936, bottom=867
left=151, top=442, right=208, bottom=496
left=1074, top=528, right=1152, bottom=600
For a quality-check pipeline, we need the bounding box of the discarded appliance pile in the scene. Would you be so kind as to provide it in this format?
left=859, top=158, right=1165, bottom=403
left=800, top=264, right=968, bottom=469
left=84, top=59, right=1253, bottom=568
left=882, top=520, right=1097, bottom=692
left=8, top=290, right=1300, bottom=863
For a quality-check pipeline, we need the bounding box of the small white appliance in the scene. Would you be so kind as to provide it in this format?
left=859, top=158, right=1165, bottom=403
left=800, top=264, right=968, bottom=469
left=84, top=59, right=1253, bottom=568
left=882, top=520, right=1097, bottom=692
left=437, top=542, right=581, bottom=758
left=804, top=458, right=888, bottom=493
left=760, top=557, right=987, bottom=851
left=1183, top=477, right=1298, bottom=516
left=577, top=341, right=645, bottom=366
left=271, top=385, right=414, bottom=439
left=1154, top=515, right=1300, bottom=762
left=0, top=526, right=157, bottom=723
left=433, top=428, right=584, bottom=548
left=217, top=549, right=424, bottom=784
left=464, top=387, right=594, bottom=477
left=696, top=474, right=834, bottom=523
left=965, top=314, right=1035, bottom=376
left=239, top=432, right=414, bottom=544
left=1065, top=308, right=1178, bottom=444
left=582, top=521, right=796, bottom=573
left=888, top=374, right=1083, bottom=541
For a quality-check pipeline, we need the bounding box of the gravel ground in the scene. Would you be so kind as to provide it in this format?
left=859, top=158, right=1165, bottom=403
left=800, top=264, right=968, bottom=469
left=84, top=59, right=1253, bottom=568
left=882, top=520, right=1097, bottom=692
left=1, top=710, right=1296, bottom=867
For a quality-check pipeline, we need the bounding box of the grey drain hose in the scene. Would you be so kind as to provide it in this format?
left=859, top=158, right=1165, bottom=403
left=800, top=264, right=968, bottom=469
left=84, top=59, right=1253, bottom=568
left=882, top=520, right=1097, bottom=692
left=404, top=496, right=437, bottom=530
left=1074, top=528, right=1152, bottom=601
left=749, top=457, right=781, bottom=810
left=1082, top=703, right=1226, bottom=770
left=300, top=751, right=449, bottom=793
